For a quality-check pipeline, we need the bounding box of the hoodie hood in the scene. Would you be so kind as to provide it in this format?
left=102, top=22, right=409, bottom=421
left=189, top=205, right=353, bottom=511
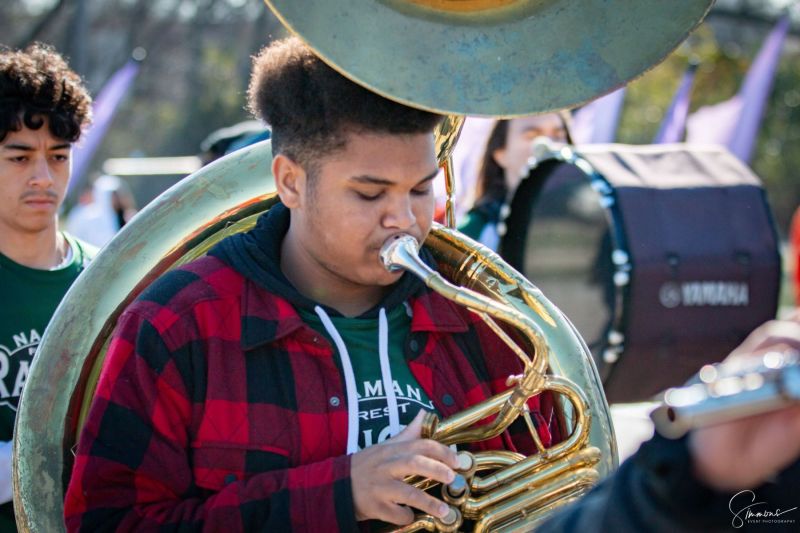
left=209, top=202, right=433, bottom=319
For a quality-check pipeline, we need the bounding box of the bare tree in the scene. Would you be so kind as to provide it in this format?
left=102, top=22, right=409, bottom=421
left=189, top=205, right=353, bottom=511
left=15, top=0, right=69, bottom=48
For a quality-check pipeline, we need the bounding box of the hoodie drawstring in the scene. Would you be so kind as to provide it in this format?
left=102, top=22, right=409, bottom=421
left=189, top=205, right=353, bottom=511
left=378, top=308, right=401, bottom=437
left=315, top=306, right=400, bottom=454
left=315, top=306, right=360, bottom=454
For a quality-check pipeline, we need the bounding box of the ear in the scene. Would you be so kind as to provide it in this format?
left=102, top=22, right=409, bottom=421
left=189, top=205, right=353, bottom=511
left=492, top=147, right=509, bottom=170
left=273, top=154, right=307, bottom=208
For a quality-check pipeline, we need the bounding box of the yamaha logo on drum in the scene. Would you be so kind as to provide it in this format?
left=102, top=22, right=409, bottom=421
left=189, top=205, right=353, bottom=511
left=659, top=281, right=750, bottom=308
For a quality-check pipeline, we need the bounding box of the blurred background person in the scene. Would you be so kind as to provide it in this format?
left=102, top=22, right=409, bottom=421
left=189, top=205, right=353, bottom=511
left=458, top=112, right=572, bottom=249
left=65, top=174, right=137, bottom=248
left=199, top=119, right=269, bottom=166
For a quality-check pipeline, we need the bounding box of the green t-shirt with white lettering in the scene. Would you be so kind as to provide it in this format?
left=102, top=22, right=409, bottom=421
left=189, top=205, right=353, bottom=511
left=0, top=233, right=94, bottom=438
left=0, top=232, right=94, bottom=531
left=299, top=305, right=437, bottom=450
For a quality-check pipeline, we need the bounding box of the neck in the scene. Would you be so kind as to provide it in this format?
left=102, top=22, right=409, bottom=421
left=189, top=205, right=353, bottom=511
left=0, top=226, right=66, bottom=269
left=280, top=225, right=388, bottom=318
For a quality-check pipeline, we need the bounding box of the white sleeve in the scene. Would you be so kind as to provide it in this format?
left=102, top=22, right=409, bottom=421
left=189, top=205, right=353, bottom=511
left=0, top=440, right=12, bottom=504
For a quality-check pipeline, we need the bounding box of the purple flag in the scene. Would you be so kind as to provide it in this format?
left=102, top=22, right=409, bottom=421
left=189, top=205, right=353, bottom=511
left=571, top=87, right=627, bottom=144
left=730, top=15, right=789, bottom=162
left=653, top=64, right=697, bottom=144
left=69, top=59, right=141, bottom=195
left=686, top=16, right=788, bottom=163
left=685, top=97, right=743, bottom=146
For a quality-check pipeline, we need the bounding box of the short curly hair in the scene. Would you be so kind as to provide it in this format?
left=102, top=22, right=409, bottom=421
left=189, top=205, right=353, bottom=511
left=248, top=37, right=443, bottom=172
left=0, top=43, right=92, bottom=143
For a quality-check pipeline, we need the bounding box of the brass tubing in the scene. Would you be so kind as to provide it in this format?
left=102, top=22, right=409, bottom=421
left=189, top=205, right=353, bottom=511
left=472, top=469, right=601, bottom=533
left=379, top=231, right=616, bottom=532
left=470, top=378, right=592, bottom=493
left=433, top=115, right=466, bottom=230
left=427, top=389, right=514, bottom=442
left=473, top=451, right=525, bottom=470
left=463, top=448, right=602, bottom=519
left=426, top=268, right=549, bottom=377
left=442, top=156, right=457, bottom=229
left=492, top=494, right=586, bottom=533
left=421, top=261, right=550, bottom=445
left=492, top=487, right=594, bottom=533
left=435, top=399, right=528, bottom=447
left=400, top=458, right=599, bottom=533
left=380, top=235, right=549, bottom=378
left=478, top=312, right=534, bottom=370
left=425, top=224, right=618, bottom=474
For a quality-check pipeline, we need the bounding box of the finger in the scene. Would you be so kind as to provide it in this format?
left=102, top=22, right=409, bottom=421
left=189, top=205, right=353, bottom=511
left=389, top=453, right=456, bottom=485
left=409, top=438, right=460, bottom=470
left=389, top=481, right=451, bottom=520
left=690, top=404, right=800, bottom=491
left=784, top=308, right=800, bottom=323
left=750, top=404, right=800, bottom=466
left=392, top=409, right=426, bottom=442
left=728, top=319, right=800, bottom=358
left=375, top=501, right=416, bottom=526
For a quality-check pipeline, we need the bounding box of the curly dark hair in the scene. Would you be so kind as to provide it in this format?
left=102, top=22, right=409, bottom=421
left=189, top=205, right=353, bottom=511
left=247, top=37, right=443, bottom=173
left=0, top=43, right=92, bottom=143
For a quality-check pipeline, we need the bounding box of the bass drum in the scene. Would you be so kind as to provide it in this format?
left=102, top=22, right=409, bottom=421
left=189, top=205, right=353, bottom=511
left=500, top=144, right=782, bottom=403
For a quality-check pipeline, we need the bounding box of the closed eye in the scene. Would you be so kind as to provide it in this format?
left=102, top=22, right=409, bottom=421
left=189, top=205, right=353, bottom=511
left=356, top=191, right=383, bottom=201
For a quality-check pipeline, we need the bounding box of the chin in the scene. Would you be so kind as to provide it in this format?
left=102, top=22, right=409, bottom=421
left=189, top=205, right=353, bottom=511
left=20, top=219, right=55, bottom=233
left=370, top=268, right=405, bottom=287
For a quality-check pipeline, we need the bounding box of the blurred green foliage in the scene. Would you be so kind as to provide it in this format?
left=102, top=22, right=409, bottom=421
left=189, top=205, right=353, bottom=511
left=619, top=21, right=800, bottom=235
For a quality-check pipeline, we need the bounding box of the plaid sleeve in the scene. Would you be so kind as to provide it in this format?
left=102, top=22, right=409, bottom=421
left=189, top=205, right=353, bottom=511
left=64, top=307, right=356, bottom=532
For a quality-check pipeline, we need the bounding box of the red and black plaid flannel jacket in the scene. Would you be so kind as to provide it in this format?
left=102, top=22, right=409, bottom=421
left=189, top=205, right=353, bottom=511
left=64, top=254, right=559, bottom=532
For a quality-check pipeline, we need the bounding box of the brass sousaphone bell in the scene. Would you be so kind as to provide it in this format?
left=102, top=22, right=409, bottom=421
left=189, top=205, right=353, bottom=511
left=14, top=1, right=714, bottom=531
left=267, top=0, right=713, bottom=117
left=266, top=0, right=714, bottom=225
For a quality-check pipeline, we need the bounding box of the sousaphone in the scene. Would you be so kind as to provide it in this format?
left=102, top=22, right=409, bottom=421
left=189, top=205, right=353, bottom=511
left=14, top=1, right=714, bottom=531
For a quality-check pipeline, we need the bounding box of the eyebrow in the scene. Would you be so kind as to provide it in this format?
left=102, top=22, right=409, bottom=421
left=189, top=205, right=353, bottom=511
left=350, top=169, right=439, bottom=186
left=1, top=142, right=71, bottom=151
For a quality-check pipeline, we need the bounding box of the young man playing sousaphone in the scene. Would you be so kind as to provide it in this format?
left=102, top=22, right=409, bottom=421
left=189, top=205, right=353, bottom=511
left=64, top=36, right=560, bottom=530
left=65, top=37, right=800, bottom=532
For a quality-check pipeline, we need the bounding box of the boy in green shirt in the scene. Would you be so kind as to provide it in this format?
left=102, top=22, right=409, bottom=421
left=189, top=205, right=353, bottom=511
left=0, top=43, right=94, bottom=531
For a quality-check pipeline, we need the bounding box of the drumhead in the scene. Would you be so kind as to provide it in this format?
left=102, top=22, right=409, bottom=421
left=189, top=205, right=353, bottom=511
left=501, top=160, right=621, bottom=367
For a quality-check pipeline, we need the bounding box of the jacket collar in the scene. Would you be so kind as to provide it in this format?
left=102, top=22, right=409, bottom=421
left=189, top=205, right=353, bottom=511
left=215, top=202, right=470, bottom=350
left=240, top=280, right=469, bottom=351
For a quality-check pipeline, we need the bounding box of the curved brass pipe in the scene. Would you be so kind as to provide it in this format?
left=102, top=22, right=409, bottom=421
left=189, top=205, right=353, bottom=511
left=381, top=235, right=550, bottom=446
left=380, top=233, right=612, bottom=532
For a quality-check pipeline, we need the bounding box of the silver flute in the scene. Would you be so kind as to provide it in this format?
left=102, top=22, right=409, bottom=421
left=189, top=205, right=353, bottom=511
left=651, top=350, right=800, bottom=439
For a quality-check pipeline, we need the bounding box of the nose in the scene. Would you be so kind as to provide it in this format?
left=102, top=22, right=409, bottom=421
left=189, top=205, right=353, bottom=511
left=29, top=155, right=55, bottom=188
left=382, top=194, right=416, bottom=231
